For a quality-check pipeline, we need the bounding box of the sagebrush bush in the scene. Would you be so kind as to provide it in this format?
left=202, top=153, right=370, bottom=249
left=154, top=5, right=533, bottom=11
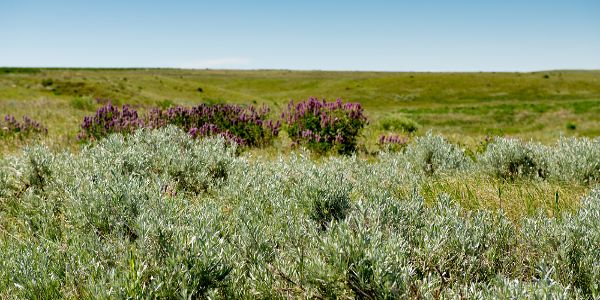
left=548, top=137, right=600, bottom=184
left=479, top=137, right=549, bottom=180
left=404, top=133, right=472, bottom=176
left=20, top=145, right=55, bottom=192
left=0, top=157, right=19, bottom=199
left=2, top=128, right=600, bottom=298
left=283, top=98, right=368, bottom=154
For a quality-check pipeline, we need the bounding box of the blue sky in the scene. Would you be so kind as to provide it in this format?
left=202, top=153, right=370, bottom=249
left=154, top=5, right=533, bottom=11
left=1, top=0, right=599, bottom=71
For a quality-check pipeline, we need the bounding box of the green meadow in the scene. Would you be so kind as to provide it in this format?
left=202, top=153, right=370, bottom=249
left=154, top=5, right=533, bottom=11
left=1, top=68, right=599, bottom=153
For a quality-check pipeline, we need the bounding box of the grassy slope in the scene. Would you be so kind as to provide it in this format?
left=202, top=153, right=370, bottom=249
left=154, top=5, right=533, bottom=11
left=1, top=68, right=599, bottom=154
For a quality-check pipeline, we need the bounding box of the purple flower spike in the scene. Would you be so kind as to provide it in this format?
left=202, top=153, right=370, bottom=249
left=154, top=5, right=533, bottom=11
left=1, top=114, right=48, bottom=138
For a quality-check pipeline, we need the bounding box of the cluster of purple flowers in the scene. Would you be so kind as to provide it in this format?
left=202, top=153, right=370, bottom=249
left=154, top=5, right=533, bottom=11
left=378, top=134, right=409, bottom=152
left=187, top=123, right=245, bottom=146
left=78, top=99, right=371, bottom=152
left=78, top=102, right=280, bottom=147
left=77, top=104, right=143, bottom=141
left=282, top=98, right=368, bottom=154
left=1, top=114, right=48, bottom=138
left=145, top=103, right=280, bottom=147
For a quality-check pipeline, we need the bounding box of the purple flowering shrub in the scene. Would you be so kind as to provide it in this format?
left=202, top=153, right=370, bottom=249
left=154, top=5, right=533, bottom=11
left=378, top=134, right=409, bottom=152
left=1, top=115, right=48, bottom=139
left=282, top=98, right=368, bottom=154
left=79, top=102, right=280, bottom=147
left=77, top=103, right=143, bottom=141
left=146, top=104, right=280, bottom=147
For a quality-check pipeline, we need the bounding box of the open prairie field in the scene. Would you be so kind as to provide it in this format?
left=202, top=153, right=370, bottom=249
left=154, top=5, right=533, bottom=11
left=1, top=68, right=600, bottom=298
left=1, top=68, right=599, bottom=153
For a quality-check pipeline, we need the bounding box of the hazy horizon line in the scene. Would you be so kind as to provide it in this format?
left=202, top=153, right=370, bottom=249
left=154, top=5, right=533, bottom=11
left=2, top=66, right=599, bottom=73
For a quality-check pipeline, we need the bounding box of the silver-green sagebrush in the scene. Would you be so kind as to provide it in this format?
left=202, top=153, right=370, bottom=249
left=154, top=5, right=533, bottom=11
left=1, top=127, right=599, bottom=298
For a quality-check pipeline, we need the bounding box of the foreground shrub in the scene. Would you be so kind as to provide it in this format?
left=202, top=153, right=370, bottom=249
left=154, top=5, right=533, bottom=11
left=0, top=115, right=47, bottom=139
left=405, top=133, right=472, bottom=176
left=479, top=138, right=549, bottom=180
left=283, top=98, right=368, bottom=154
left=3, top=128, right=600, bottom=298
left=77, top=103, right=142, bottom=141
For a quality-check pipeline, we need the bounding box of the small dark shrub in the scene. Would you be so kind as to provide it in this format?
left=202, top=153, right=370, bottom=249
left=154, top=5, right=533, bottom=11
left=197, top=87, right=204, bottom=92
left=23, top=147, right=54, bottom=192
left=51, top=81, right=87, bottom=96
left=310, top=188, right=351, bottom=231
left=282, top=98, right=368, bottom=154
left=41, top=79, right=54, bottom=87
left=310, top=193, right=350, bottom=230
left=566, top=122, right=577, bottom=130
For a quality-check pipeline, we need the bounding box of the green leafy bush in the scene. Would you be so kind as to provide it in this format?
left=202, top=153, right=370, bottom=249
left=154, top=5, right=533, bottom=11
left=41, top=78, right=54, bottom=87
left=70, top=96, right=95, bottom=110
left=380, top=116, right=420, bottom=133
left=307, top=176, right=352, bottom=230
left=156, top=99, right=175, bottom=109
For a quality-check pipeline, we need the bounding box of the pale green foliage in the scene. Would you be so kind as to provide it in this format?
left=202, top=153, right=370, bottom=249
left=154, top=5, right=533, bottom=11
left=1, top=127, right=600, bottom=298
left=479, top=136, right=600, bottom=185
left=548, top=137, right=600, bottom=184
left=0, top=158, right=17, bottom=198
left=405, top=133, right=472, bottom=176
left=478, top=137, right=549, bottom=180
